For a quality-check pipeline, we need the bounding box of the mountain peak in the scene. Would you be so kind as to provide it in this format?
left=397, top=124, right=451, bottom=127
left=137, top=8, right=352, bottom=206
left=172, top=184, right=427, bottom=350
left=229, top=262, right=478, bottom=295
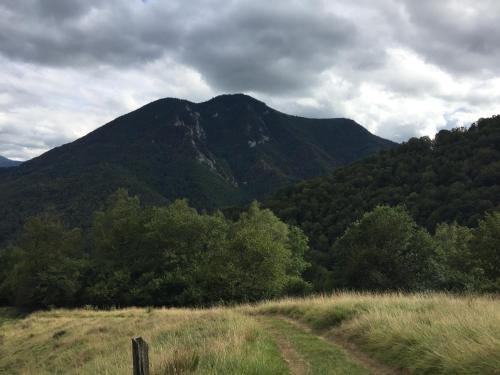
left=0, top=96, right=396, bottom=241
left=204, top=93, right=266, bottom=107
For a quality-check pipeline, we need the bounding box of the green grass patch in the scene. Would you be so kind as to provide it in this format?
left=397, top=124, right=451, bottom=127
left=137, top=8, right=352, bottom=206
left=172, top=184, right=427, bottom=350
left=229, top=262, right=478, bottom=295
left=263, top=316, right=369, bottom=374
left=249, top=293, right=500, bottom=374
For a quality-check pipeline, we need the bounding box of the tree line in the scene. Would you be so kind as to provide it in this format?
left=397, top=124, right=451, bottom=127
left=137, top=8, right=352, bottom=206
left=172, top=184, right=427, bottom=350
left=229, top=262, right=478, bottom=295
left=267, top=116, right=500, bottom=289
left=0, top=189, right=310, bottom=308
left=326, top=205, right=499, bottom=292
left=2, top=115, right=500, bottom=308
left=1, top=190, right=498, bottom=310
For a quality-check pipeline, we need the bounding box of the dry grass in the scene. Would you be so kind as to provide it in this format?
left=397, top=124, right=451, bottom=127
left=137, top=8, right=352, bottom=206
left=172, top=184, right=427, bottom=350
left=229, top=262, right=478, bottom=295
left=1, top=293, right=499, bottom=374
left=248, top=292, right=500, bottom=374
left=0, top=307, right=287, bottom=375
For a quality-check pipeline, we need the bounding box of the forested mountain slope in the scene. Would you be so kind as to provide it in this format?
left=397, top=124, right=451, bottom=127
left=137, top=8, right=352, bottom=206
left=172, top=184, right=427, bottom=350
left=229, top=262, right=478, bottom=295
left=0, top=94, right=394, bottom=242
left=268, top=115, right=500, bottom=254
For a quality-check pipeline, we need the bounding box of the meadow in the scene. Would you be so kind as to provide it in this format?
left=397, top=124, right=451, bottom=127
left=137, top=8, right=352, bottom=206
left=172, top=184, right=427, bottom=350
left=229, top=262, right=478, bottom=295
left=0, top=293, right=499, bottom=374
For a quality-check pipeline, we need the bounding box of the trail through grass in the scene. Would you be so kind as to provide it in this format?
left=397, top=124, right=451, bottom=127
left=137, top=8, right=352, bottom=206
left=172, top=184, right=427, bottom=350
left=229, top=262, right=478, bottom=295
left=276, top=316, right=402, bottom=375
left=260, top=316, right=371, bottom=375
left=1, top=293, right=499, bottom=374
left=250, top=293, right=500, bottom=374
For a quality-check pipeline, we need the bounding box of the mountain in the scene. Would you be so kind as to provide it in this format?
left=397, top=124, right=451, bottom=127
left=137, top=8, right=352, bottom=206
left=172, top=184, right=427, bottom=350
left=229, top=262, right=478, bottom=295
left=267, top=115, right=500, bottom=258
left=0, top=94, right=395, bottom=242
left=0, top=155, right=21, bottom=168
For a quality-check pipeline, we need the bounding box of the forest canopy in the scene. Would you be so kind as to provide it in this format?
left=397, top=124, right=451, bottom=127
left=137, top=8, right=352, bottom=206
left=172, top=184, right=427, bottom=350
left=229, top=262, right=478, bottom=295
left=1, top=117, right=500, bottom=308
left=0, top=190, right=310, bottom=308
left=267, top=116, right=500, bottom=289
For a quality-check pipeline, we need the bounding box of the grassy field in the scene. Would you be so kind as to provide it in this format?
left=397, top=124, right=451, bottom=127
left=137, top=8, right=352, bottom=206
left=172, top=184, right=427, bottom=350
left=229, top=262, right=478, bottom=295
left=249, top=293, right=500, bottom=374
left=0, top=293, right=499, bottom=374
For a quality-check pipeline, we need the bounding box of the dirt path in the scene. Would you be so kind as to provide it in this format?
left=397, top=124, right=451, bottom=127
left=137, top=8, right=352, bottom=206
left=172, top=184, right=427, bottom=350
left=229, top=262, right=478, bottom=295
left=260, top=318, right=310, bottom=375
left=278, top=316, right=405, bottom=375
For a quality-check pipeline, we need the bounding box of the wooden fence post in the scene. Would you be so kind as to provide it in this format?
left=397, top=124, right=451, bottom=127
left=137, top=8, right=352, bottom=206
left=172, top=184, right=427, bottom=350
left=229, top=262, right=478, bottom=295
left=132, top=337, right=150, bottom=375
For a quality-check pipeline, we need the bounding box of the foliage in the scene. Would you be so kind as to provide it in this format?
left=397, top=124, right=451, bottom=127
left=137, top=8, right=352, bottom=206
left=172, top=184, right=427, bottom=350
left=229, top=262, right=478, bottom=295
left=0, top=214, right=84, bottom=308
left=433, top=223, right=480, bottom=291
left=267, top=116, right=500, bottom=288
left=0, top=190, right=310, bottom=308
left=1, top=116, right=499, bottom=304
left=331, top=206, right=437, bottom=291
left=219, top=202, right=305, bottom=301
left=471, top=212, right=500, bottom=291
left=0, top=94, right=394, bottom=244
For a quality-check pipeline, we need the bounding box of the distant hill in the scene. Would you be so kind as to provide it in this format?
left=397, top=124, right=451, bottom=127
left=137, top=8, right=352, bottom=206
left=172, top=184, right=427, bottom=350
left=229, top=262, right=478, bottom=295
left=0, top=94, right=395, bottom=242
left=0, top=156, right=21, bottom=168
left=267, top=115, right=500, bottom=256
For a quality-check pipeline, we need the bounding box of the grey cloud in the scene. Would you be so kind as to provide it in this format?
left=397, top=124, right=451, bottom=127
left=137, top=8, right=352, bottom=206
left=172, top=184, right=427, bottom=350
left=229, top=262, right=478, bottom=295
left=0, top=0, right=181, bottom=67
left=181, top=3, right=360, bottom=93
left=1, top=0, right=499, bottom=89
left=0, top=0, right=384, bottom=93
left=400, top=0, right=500, bottom=76
left=0, top=0, right=499, bottom=160
left=0, top=124, right=72, bottom=159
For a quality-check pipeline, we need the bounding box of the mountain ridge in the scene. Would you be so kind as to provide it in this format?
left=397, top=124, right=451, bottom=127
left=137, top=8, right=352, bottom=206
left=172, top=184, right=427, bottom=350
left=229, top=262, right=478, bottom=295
left=266, top=115, right=500, bottom=276
left=0, top=93, right=395, bottom=242
left=0, top=155, right=22, bottom=168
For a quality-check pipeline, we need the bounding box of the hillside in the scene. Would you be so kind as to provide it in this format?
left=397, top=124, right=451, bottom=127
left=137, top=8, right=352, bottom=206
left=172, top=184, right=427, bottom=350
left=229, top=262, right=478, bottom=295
left=0, top=155, right=21, bottom=168
left=1, top=293, right=498, bottom=374
left=267, top=115, right=500, bottom=257
left=0, top=94, right=394, bottom=242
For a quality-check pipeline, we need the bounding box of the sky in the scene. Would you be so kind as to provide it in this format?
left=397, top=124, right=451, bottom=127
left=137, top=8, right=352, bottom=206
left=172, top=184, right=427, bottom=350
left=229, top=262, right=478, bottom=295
left=1, top=0, right=499, bottom=160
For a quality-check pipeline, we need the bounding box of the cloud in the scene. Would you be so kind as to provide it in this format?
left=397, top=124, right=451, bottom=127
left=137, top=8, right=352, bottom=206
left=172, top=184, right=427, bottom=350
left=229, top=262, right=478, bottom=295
left=180, top=1, right=362, bottom=93
left=0, top=0, right=499, bottom=159
left=400, top=0, right=500, bottom=76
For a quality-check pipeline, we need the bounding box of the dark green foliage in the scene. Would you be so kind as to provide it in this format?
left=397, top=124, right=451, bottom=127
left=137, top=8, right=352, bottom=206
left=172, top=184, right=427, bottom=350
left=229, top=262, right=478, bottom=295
left=432, top=213, right=500, bottom=292
left=214, top=202, right=310, bottom=301
left=471, top=212, right=500, bottom=291
left=432, top=223, right=480, bottom=291
left=328, top=205, right=500, bottom=293
left=0, top=190, right=310, bottom=308
left=267, top=116, right=500, bottom=288
left=0, top=215, right=84, bottom=308
left=2, top=112, right=499, bottom=303
left=84, top=189, right=150, bottom=306
left=0, top=94, right=394, bottom=244
left=331, top=206, right=437, bottom=291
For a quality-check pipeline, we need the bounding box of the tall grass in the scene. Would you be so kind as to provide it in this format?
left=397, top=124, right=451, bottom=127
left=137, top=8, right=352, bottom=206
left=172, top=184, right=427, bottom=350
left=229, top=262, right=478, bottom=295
left=0, top=307, right=287, bottom=375
left=249, top=292, right=500, bottom=374
left=1, top=293, right=498, bottom=374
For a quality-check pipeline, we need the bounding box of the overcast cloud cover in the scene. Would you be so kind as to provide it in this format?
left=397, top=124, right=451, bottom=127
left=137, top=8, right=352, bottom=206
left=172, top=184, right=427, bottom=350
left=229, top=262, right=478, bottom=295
left=1, top=0, right=499, bottom=160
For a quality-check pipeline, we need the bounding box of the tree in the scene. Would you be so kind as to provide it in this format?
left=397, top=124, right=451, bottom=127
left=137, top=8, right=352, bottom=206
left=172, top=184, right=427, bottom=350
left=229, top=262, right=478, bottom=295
left=219, top=202, right=296, bottom=301
left=472, top=212, right=500, bottom=291
left=2, top=189, right=312, bottom=308
left=144, top=200, right=230, bottom=305
left=267, top=116, right=500, bottom=290
left=85, top=189, right=148, bottom=306
left=283, top=226, right=311, bottom=294
left=0, top=214, right=83, bottom=308
left=433, top=223, right=482, bottom=291
left=331, top=205, right=436, bottom=291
